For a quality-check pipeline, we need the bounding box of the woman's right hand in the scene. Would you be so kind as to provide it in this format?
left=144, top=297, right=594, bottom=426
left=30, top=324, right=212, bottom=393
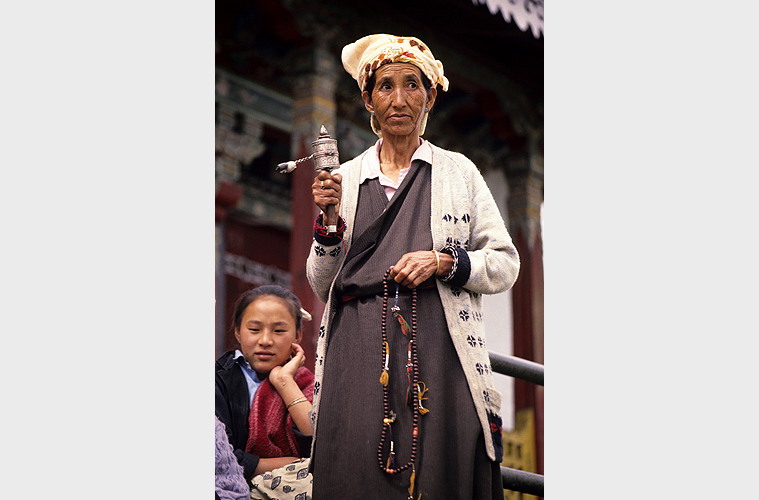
left=312, top=170, right=342, bottom=214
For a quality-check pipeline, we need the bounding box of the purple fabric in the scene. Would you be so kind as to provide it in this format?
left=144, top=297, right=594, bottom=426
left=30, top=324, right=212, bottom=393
left=215, top=416, right=250, bottom=500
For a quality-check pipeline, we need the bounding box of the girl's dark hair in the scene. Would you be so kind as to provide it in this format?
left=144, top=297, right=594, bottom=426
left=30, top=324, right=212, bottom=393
left=231, top=285, right=304, bottom=333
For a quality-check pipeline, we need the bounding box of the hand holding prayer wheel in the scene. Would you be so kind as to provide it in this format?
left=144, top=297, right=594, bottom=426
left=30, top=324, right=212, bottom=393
left=312, top=170, right=342, bottom=225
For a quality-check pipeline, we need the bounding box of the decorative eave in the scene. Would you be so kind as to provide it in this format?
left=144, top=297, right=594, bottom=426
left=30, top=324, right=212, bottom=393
left=472, top=0, right=544, bottom=39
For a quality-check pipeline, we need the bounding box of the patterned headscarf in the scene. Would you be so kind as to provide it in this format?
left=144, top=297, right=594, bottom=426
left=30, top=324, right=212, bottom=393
left=341, top=34, right=449, bottom=137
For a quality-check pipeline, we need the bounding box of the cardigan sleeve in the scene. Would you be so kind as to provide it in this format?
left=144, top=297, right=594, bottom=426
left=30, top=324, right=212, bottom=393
left=460, top=159, right=520, bottom=294
left=306, top=161, right=357, bottom=303
left=306, top=238, right=345, bottom=303
left=215, top=416, right=251, bottom=500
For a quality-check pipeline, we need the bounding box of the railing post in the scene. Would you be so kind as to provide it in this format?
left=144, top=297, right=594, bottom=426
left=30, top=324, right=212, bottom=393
left=489, top=351, right=545, bottom=496
left=501, top=466, right=544, bottom=497
left=489, top=351, right=544, bottom=386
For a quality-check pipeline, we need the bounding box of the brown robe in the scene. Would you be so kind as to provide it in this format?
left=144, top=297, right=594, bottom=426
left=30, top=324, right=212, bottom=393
left=311, top=161, right=503, bottom=500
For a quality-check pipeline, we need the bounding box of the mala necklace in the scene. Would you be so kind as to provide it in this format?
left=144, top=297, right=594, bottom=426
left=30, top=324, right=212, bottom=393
left=377, top=269, right=430, bottom=500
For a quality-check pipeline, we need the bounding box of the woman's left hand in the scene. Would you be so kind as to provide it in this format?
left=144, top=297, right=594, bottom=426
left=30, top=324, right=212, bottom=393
left=269, top=343, right=306, bottom=387
left=389, top=250, right=439, bottom=289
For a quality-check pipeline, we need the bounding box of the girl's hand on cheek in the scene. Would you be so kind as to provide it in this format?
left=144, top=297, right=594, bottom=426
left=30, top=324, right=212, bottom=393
left=269, top=343, right=305, bottom=386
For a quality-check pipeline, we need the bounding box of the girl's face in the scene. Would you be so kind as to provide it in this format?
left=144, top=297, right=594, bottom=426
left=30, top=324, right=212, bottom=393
left=234, top=296, right=301, bottom=378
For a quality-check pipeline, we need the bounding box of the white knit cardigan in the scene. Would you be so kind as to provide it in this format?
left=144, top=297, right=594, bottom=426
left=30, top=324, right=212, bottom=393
left=306, top=142, right=520, bottom=461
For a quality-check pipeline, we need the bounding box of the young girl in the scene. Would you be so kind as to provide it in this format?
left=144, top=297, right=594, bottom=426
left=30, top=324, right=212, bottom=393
left=215, top=285, right=314, bottom=500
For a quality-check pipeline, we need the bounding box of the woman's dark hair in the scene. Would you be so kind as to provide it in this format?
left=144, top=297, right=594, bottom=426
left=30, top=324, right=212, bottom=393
left=231, top=285, right=304, bottom=333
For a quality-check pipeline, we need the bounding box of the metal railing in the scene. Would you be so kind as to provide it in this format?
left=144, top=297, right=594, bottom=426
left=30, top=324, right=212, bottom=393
left=489, top=351, right=544, bottom=498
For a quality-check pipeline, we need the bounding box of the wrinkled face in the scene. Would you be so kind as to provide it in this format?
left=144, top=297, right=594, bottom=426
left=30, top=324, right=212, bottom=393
left=234, top=296, right=301, bottom=378
left=362, top=63, right=436, bottom=139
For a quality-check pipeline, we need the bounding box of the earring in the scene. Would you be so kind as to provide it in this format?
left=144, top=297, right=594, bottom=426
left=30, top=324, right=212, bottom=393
left=371, top=111, right=375, bottom=116
left=424, top=109, right=429, bottom=113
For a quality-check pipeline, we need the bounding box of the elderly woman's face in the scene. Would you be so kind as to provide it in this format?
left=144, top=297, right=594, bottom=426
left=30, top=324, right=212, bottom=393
left=362, top=63, right=436, bottom=139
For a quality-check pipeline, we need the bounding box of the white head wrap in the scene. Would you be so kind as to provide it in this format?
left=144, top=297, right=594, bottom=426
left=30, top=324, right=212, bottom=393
left=341, top=34, right=449, bottom=137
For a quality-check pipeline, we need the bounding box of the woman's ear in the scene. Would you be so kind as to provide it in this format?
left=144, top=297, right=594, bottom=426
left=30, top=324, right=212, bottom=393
left=426, top=86, right=438, bottom=112
left=362, top=90, right=374, bottom=113
left=294, top=328, right=302, bottom=344
left=234, top=328, right=241, bottom=344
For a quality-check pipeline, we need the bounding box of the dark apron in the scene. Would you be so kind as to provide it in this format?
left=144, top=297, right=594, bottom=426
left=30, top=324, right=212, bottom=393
left=311, top=161, right=502, bottom=500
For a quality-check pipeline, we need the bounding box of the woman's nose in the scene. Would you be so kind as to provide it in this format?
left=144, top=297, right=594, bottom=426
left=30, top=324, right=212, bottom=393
left=258, top=331, right=274, bottom=345
left=392, top=87, right=407, bottom=107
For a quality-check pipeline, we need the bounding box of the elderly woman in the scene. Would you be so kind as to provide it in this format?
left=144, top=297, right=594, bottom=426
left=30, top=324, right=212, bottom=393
left=306, top=34, right=520, bottom=499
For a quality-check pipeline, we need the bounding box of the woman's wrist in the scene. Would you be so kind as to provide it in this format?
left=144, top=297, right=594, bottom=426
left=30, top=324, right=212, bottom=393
left=313, top=214, right=345, bottom=245
left=439, top=245, right=471, bottom=287
left=434, top=251, right=453, bottom=277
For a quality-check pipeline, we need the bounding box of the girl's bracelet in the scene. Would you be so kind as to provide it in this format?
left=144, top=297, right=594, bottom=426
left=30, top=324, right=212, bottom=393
left=286, top=396, right=308, bottom=409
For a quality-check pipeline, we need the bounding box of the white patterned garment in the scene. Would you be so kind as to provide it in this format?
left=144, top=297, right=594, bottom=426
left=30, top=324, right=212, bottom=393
left=250, top=458, right=312, bottom=500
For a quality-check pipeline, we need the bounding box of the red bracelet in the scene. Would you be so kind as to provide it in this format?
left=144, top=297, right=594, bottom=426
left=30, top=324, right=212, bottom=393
left=314, top=214, right=345, bottom=238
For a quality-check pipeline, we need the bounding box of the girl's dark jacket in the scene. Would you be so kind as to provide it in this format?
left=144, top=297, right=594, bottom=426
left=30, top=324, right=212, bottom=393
left=215, top=350, right=311, bottom=482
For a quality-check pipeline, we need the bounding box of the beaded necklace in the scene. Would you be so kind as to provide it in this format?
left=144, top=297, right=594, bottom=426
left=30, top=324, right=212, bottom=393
left=377, top=268, right=429, bottom=500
